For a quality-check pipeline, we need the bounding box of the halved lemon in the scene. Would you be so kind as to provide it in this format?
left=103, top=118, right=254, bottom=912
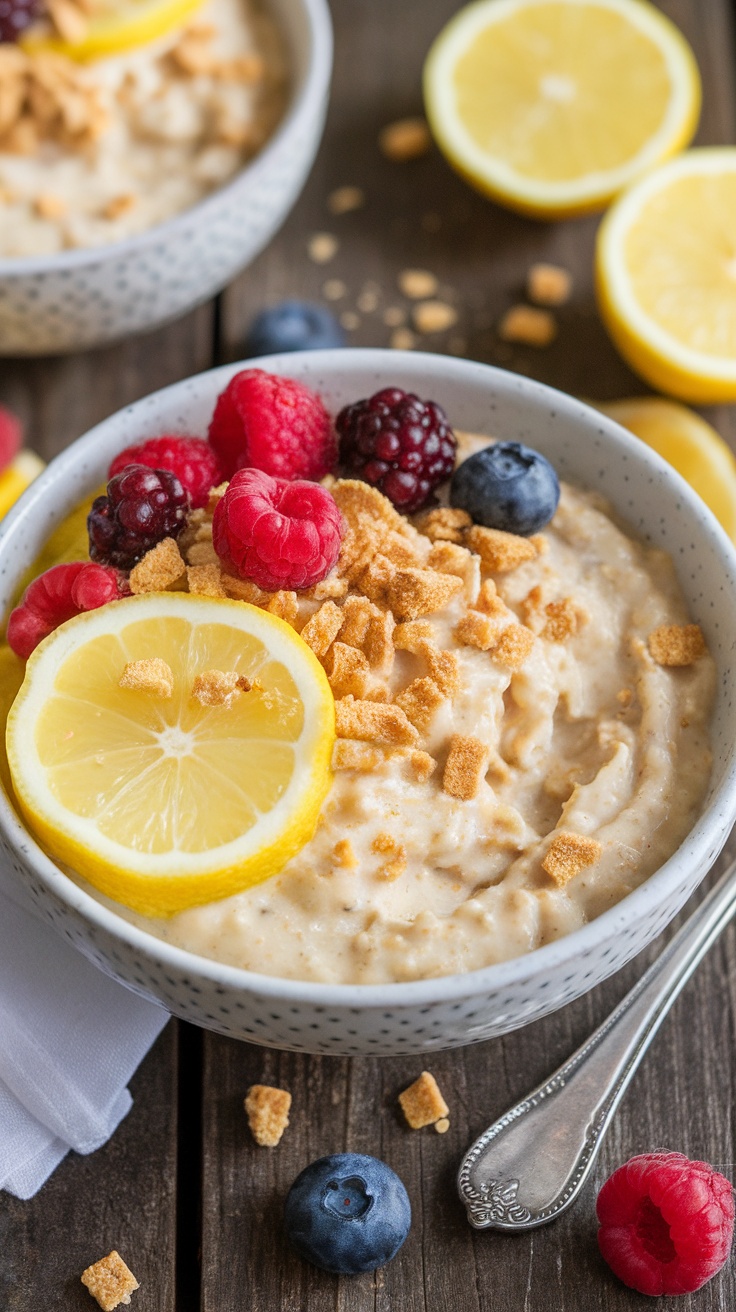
left=597, top=148, right=736, bottom=402
left=0, top=451, right=45, bottom=522
left=22, top=0, right=204, bottom=61
left=423, top=0, right=700, bottom=219
left=597, top=397, right=736, bottom=539
left=6, top=593, right=335, bottom=917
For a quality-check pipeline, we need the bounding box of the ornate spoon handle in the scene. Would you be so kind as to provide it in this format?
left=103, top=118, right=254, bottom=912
left=458, top=854, right=736, bottom=1230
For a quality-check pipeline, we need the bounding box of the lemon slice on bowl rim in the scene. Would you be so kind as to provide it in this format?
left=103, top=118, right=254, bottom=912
left=597, top=148, right=736, bottom=403
left=22, top=0, right=204, bottom=61
left=6, top=592, right=335, bottom=918
left=423, top=0, right=701, bottom=219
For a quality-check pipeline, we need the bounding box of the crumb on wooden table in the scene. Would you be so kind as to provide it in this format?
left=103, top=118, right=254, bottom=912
left=378, top=116, right=432, bottom=161
left=307, top=232, right=338, bottom=263
left=526, top=262, right=572, bottom=307
left=244, top=1084, right=291, bottom=1146
left=498, top=304, right=557, bottom=347
left=80, top=1251, right=139, bottom=1310
left=398, top=1071, right=449, bottom=1129
left=412, top=300, right=458, bottom=334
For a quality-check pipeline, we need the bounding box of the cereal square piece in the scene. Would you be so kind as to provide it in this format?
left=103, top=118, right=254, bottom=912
left=526, top=262, right=572, bottom=307
left=393, top=620, right=434, bottom=651
left=415, top=506, right=472, bottom=544
left=401, top=749, right=437, bottom=782
left=186, top=564, right=226, bottom=597
left=264, top=591, right=298, bottom=625
left=396, top=676, right=445, bottom=732
left=220, top=574, right=265, bottom=604
left=337, top=594, right=374, bottom=648
left=455, top=609, right=500, bottom=651
left=326, top=642, right=371, bottom=699
left=192, top=669, right=250, bottom=707
left=380, top=528, right=422, bottom=568
left=335, top=698, right=418, bottom=747
left=119, top=658, right=173, bottom=698
left=377, top=848, right=407, bottom=882
left=244, top=1084, right=291, bottom=1147
left=648, top=624, right=706, bottom=667
left=542, top=832, right=602, bottom=887
left=207, top=482, right=229, bottom=514
left=129, top=537, right=185, bottom=594
left=81, top=1251, right=139, bottom=1310
left=332, top=739, right=385, bottom=771
left=333, top=838, right=358, bottom=868
left=493, top=624, right=536, bottom=671
left=427, top=540, right=473, bottom=576
left=498, top=304, right=558, bottom=347
left=304, top=572, right=348, bottom=602
left=363, top=608, right=396, bottom=673
left=442, top=734, right=488, bottom=801
left=300, top=600, right=344, bottom=658
left=372, top=831, right=397, bottom=854
left=185, top=538, right=219, bottom=567
left=541, top=597, right=587, bottom=642
left=398, top=1071, right=449, bottom=1129
left=388, top=567, right=463, bottom=621
left=419, top=642, right=460, bottom=697
left=466, top=525, right=538, bottom=573
left=379, top=115, right=432, bottom=161
left=475, top=578, right=499, bottom=614
left=360, top=553, right=396, bottom=607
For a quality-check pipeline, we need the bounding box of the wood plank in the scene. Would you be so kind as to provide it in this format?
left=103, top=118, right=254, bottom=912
left=205, top=1, right=736, bottom=1309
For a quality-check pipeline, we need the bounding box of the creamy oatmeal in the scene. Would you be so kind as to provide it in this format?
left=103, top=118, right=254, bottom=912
left=114, top=434, right=715, bottom=984
left=0, top=0, right=287, bottom=256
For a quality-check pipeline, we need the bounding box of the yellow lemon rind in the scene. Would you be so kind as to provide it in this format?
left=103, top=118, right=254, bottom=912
left=22, top=0, right=204, bottom=61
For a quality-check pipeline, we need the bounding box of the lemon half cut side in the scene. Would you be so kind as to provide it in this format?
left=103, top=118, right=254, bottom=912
left=423, top=0, right=701, bottom=218
left=6, top=593, right=335, bottom=917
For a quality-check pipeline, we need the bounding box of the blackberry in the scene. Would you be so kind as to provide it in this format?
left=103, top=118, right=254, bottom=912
left=88, top=464, right=190, bottom=570
left=336, top=387, right=456, bottom=512
left=0, top=0, right=42, bottom=43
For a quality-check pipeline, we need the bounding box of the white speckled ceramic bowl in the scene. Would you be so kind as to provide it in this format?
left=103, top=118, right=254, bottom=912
left=1, top=350, right=735, bottom=1054
left=0, top=0, right=332, bottom=356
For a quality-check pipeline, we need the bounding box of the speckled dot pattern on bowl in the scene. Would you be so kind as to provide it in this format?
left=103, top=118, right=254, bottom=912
left=1, top=350, right=735, bottom=1055
left=0, top=0, right=332, bottom=356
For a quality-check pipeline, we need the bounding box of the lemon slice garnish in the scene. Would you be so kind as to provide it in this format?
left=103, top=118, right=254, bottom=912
left=597, top=148, right=736, bottom=402
left=23, top=0, right=204, bottom=62
left=0, top=451, right=45, bottom=522
left=423, top=0, right=700, bottom=219
left=6, top=592, right=335, bottom=916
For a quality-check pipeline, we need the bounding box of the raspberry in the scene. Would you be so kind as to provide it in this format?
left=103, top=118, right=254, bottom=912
left=109, top=436, right=222, bottom=510
left=212, top=468, right=344, bottom=592
left=207, top=369, right=337, bottom=482
left=0, top=404, right=22, bottom=473
left=0, top=0, right=42, bottom=43
left=597, top=1152, right=734, bottom=1296
left=88, top=464, right=190, bottom=570
left=7, top=562, right=128, bottom=660
left=336, top=387, right=457, bottom=513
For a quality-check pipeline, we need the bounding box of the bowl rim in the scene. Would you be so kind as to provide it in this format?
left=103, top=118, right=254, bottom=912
left=2, top=347, right=736, bottom=1008
left=0, top=0, right=333, bottom=278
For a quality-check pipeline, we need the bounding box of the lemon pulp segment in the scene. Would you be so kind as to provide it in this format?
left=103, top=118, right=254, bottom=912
left=6, top=594, right=335, bottom=916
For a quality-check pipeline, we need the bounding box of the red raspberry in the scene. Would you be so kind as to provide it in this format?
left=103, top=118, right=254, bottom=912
left=597, top=1152, right=734, bottom=1296
left=336, top=387, right=457, bottom=513
left=208, top=369, right=337, bottom=482
left=88, top=464, right=190, bottom=570
left=0, top=404, right=22, bottom=473
left=109, top=436, right=222, bottom=510
left=7, top=562, right=128, bottom=660
left=213, top=468, right=344, bottom=592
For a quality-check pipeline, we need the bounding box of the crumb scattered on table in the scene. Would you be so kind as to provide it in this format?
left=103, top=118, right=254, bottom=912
left=379, top=116, right=432, bottom=161
left=526, top=262, right=572, bottom=307
left=398, top=268, right=438, bottom=299
left=81, top=1251, right=139, bottom=1311
left=328, top=185, right=364, bottom=215
left=498, top=304, right=557, bottom=347
left=390, top=327, right=416, bottom=350
left=308, top=232, right=338, bottom=263
left=413, top=300, right=458, bottom=334
left=323, top=278, right=347, bottom=300
left=245, top=1084, right=292, bottom=1146
left=399, top=1071, right=449, bottom=1129
left=340, top=310, right=360, bottom=331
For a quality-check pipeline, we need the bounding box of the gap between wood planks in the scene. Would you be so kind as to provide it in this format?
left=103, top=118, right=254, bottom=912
left=176, top=1022, right=204, bottom=1312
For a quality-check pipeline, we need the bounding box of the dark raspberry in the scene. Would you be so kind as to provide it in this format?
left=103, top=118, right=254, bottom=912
left=597, top=1151, right=735, bottom=1296
left=336, top=387, right=457, bottom=512
left=109, top=435, right=222, bottom=510
left=88, top=464, right=190, bottom=570
left=0, top=0, right=42, bottom=42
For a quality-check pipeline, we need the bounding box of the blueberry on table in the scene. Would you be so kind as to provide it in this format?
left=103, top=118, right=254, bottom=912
left=450, top=441, right=560, bottom=535
left=284, top=1152, right=411, bottom=1275
left=246, top=301, right=346, bottom=355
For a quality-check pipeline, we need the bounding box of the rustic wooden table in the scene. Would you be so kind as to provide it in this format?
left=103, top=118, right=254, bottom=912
left=2, top=1, right=736, bottom=1307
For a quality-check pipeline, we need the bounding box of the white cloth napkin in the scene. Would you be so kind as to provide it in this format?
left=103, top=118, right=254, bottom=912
left=0, top=860, right=169, bottom=1199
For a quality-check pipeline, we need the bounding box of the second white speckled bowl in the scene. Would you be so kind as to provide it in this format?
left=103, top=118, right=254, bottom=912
left=0, top=350, right=735, bottom=1053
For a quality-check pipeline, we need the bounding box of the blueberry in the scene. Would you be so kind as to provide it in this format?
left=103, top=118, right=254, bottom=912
left=247, top=300, right=346, bottom=355
left=450, top=441, right=560, bottom=535
left=284, top=1152, right=411, bottom=1275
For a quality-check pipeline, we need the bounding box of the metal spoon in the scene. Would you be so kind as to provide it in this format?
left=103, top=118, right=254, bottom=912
left=457, top=854, right=736, bottom=1230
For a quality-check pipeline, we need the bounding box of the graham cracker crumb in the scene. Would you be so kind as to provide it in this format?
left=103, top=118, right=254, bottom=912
left=220, top=574, right=264, bottom=604
left=393, top=619, right=434, bottom=652
left=455, top=609, right=501, bottom=651
left=102, top=193, right=137, bottom=221
left=427, top=540, right=472, bottom=576
left=359, top=553, right=396, bottom=607
left=303, top=572, right=348, bottom=602
left=434, top=1117, right=450, bottom=1134
left=442, top=734, right=488, bottom=801
left=527, top=263, right=572, bottom=307
left=395, top=676, right=445, bottom=732
left=648, top=624, right=706, bottom=667
left=541, top=597, right=587, bottom=642
left=520, top=584, right=546, bottom=629
left=402, top=749, right=437, bottom=782
left=379, top=116, right=431, bottom=161
left=328, top=184, right=364, bottom=215
left=207, top=482, right=229, bottom=514
left=81, top=1251, right=139, bottom=1310
left=415, top=506, right=472, bottom=544
left=466, top=524, right=538, bottom=573
left=322, top=277, right=347, bottom=300
left=186, top=564, right=226, bottom=597
left=542, top=832, right=602, bottom=887
left=264, top=591, right=298, bottom=625
left=340, top=310, right=360, bottom=332
left=475, top=578, right=499, bottom=612
left=493, top=623, right=536, bottom=671
left=119, top=658, right=173, bottom=699
left=34, top=191, right=67, bottom=219
left=326, top=642, right=371, bottom=699
left=398, top=268, right=438, bottom=299
left=335, top=697, right=418, bottom=747
left=332, top=739, right=385, bottom=772
left=333, top=838, right=358, bottom=868
left=363, top=608, right=396, bottom=673
left=413, top=300, right=458, bottom=335
left=380, top=529, right=422, bottom=568
left=300, top=600, right=344, bottom=658
left=398, top=1071, right=449, bottom=1129
left=388, top=566, right=463, bottom=620
left=499, top=304, right=557, bottom=347
left=418, top=642, right=460, bottom=697
left=390, top=327, right=417, bottom=351
left=333, top=478, right=417, bottom=581
left=192, top=669, right=250, bottom=707
left=372, top=831, right=397, bottom=854
left=129, top=537, right=185, bottom=593
left=377, top=849, right=407, bottom=881
left=337, top=594, right=374, bottom=648
left=307, top=231, right=338, bottom=264
left=530, top=533, right=549, bottom=555
left=617, top=687, right=633, bottom=707
left=244, top=1084, right=291, bottom=1147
